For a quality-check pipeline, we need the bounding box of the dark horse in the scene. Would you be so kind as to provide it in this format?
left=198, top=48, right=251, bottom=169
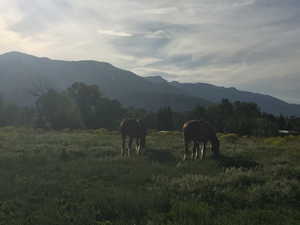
left=120, top=119, right=146, bottom=157
left=183, top=120, right=220, bottom=160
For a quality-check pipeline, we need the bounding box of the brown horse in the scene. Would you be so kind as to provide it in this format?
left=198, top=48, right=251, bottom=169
left=182, top=120, right=220, bottom=160
left=120, top=119, right=146, bottom=157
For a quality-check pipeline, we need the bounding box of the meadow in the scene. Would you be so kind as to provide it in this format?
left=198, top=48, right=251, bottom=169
left=0, top=127, right=299, bottom=225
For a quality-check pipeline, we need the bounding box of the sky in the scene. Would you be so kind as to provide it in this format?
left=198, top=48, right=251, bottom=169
left=0, top=0, right=300, bottom=103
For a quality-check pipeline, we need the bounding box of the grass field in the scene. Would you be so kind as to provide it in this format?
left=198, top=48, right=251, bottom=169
left=0, top=127, right=299, bottom=225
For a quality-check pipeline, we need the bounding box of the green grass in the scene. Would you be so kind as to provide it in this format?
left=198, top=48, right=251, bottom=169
left=0, top=127, right=299, bottom=225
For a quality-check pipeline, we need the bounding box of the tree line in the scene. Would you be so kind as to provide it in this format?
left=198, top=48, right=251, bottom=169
left=152, top=99, right=300, bottom=136
left=0, top=82, right=299, bottom=136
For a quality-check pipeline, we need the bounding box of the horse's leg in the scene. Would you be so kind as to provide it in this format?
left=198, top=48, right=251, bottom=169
left=128, top=137, right=133, bottom=157
left=136, top=137, right=140, bottom=155
left=192, top=141, right=197, bottom=160
left=201, top=142, right=207, bottom=160
left=121, top=135, right=126, bottom=157
left=184, top=139, right=189, bottom=160
left=195, top=141, right=200, bottom=160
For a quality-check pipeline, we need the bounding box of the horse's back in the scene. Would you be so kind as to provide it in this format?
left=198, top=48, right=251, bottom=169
left=120, top=119, right=142, bottom=137
left=183, top=120, right=215, bottom=141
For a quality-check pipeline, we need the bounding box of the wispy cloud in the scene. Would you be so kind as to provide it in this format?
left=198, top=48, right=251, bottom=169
left=98, top=29, right=133, bottom=37
left=144, top=7, right=178, bottom=15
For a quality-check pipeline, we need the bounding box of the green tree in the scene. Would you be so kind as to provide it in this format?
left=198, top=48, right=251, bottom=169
left=95, top=98, right=125, bottom=129
left=277, top=114, right=287, bottom=130
left=206, top=104, right=223, bottom=131
left=189, top=105, right=207, bottom=120
left=157, top=106, right=174, bottom=131
left=234, top=101, right=261, bottom=118
left=220, top=99, right=234, bottom=117
left=216, top=99, right=235, bottom=132
left=287, top=116, right=300, bottom=131
left=36, top=89, right=83, bottom=129
left=254, top=117, right=278, bottom=136
left=68, top=82, right=125, bottom=129
left=67, top=82, right=101, bottom=128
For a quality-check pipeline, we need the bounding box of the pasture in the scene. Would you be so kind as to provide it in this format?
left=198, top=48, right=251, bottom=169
left=0, top=127, right=299, bottom=225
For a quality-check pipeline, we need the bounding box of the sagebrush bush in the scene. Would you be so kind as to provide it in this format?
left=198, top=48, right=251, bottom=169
left=220, top=133, right=240, bottom=144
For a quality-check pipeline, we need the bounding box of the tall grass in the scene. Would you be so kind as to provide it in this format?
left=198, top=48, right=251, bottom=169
left=0, top=127, right=299, bottom=225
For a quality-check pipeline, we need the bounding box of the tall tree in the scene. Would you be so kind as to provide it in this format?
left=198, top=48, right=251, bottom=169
left=36, top=89, right=83, bottom=129
left=189, top=105, right=207, bottom=120
left=67, top=82, right=125, bottom=129
left=157, top=106, right=174, bottom=131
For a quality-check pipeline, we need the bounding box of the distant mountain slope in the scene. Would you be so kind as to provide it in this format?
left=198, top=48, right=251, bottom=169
left=145, top=76, right=169, bottom=84
left=1, top=51, right=299, bottom=116
left=0, top=51, right=210, bottom=111
left=168, top=81, right=300, bottom=116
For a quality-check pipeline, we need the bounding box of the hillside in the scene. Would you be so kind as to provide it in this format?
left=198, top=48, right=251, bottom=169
left=147, top=77, right=300, bottom=116
left=0, top=52, right=210, bottom=111
left=168, top=81, right=300, bottom=116
left=0, top=51, right=300, bottom=115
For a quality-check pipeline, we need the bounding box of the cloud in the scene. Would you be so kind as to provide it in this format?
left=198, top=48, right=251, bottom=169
left=0, top=0, right=300, bottom=103
left=145, top=30, right=171, bottom=39
left=144, top=7, right=178, bottom=15
left=8, top=0, right=72, bottom=36
left=98, top=29, right=133, bottom=37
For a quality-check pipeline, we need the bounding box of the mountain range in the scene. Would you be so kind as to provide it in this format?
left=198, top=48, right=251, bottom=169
left=0, top=51, right=299, bottom=116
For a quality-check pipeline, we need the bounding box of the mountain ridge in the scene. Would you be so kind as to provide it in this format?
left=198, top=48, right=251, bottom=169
left=0, top=51, right=299, bottom=116
left=0, top=51, right=210, bottom=111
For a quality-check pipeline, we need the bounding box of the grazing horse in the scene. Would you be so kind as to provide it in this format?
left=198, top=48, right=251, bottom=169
left=120, top=119, right=146, bottom=157
left=182, top=120, right=220, bottom=160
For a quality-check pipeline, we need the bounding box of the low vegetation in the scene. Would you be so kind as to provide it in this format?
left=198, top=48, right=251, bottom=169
left=0, top=127, right=299, bottom=225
